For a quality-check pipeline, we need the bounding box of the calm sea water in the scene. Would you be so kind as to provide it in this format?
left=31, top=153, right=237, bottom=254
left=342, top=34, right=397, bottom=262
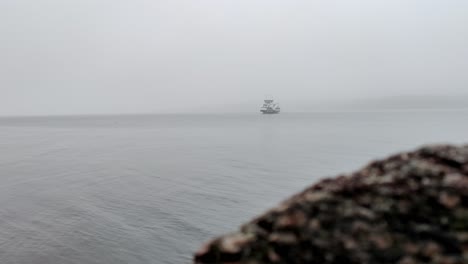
left=0, top=111, right=467, bottom=264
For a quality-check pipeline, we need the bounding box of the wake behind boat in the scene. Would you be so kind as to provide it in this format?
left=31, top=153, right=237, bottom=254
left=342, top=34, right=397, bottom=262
left=260, top=99, right=280, bottom=114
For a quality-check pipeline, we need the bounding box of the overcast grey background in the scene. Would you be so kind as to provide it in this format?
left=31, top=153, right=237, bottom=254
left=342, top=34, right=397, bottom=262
left=1, top=0, right=467, bottom=116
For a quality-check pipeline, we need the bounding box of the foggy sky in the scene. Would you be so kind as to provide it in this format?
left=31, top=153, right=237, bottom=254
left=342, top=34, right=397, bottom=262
left=1, top=0, right=467, bottom=115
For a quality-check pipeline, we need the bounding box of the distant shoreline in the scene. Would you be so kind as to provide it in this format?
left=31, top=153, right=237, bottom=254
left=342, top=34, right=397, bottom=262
left=0, top=108, right=468, bottom=119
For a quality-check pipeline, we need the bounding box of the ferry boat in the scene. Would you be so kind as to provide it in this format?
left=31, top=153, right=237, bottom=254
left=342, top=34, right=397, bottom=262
left=260, top=99, right=280, bottom=114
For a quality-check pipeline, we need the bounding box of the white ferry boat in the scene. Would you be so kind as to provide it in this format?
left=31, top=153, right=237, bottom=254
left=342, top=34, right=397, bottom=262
left=260, top=99, right=280, bottom=114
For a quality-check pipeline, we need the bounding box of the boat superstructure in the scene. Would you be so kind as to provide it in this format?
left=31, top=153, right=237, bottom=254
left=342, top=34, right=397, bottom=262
left=260, top=99, right=280, bottom=114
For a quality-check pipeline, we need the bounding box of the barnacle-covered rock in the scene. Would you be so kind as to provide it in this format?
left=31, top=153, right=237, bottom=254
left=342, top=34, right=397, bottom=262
left=194, top=145, right=468, bottom=264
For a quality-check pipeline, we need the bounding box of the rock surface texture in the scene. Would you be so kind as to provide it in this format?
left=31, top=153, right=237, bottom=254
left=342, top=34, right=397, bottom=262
left=194, top=145, right=468, bottom=264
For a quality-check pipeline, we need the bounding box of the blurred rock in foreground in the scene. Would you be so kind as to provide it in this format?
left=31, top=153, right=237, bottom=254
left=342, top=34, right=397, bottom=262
left=194, top=145, right=468, bottom=264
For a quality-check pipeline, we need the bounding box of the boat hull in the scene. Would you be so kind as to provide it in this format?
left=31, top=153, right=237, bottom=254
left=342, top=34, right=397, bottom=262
left=261, top=110, right=280, bottom=114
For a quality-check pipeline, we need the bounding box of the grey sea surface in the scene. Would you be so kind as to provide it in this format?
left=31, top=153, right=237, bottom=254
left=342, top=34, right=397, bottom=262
left=0, top=111, right=467, bottom=264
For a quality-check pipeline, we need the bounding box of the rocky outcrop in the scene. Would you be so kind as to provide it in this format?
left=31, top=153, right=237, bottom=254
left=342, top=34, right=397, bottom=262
left=194, top=145, right=468, bottom=264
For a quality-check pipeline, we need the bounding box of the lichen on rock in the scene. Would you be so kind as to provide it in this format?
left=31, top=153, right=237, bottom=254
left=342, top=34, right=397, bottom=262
left=194, top=145, right=468, bottom=264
